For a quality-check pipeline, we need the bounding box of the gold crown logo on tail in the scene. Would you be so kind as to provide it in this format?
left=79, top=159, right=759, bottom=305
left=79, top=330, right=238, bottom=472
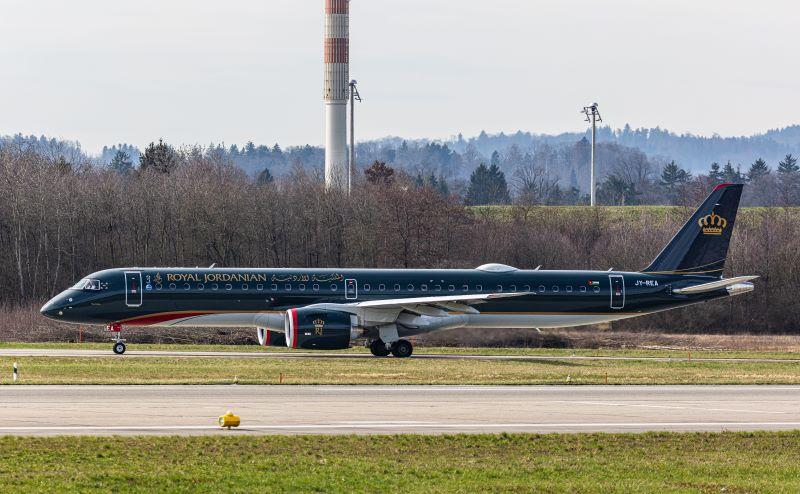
left=698, top=212, right=727, bottom=235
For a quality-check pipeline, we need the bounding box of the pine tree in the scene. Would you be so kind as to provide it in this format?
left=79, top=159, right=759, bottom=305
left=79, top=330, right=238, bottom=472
left=465, top=163, right=510, bottom=205
left=659, top=161, right=690, bottom=203
left=721, top=161, right=742, bottom=183
left=709, top=162, right=722, bottom=181
left=777, top=154, right=800, bottom=205
left=747, top=158, right=770, bottom=181
left=256, top=167, right=274, bottom=185
left=109, top=150, right=133, bottom=175
left=778, top=154, right=799, bottom=175
left=139, top=139, right=180, bottom=174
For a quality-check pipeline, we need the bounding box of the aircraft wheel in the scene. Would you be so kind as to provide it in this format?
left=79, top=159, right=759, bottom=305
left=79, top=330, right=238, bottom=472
left=113, top=341, right=127, bottom=355
left=391, top=339, right=413, bottom=358
left=370, top=339, right=390, bottom=357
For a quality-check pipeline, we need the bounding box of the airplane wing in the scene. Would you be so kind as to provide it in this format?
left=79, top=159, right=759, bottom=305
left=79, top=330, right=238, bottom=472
left=352, top=292, right=532, bottom=317
left=673, top=276, right=758, bottom=295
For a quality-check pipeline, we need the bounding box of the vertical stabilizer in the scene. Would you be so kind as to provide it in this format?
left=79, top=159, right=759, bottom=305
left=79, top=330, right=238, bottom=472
left=642, top=184, right=743, bottom=277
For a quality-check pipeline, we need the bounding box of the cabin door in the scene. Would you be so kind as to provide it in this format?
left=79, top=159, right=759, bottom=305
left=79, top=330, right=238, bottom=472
left=609, top=275, right=625, bottom=310
left=125, top=271, right=143, bottom=308
left=345, top=279, right=358, bottom=300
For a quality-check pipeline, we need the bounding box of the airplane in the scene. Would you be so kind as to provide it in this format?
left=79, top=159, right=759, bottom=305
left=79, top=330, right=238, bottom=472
left=41, top=183, right=755, bottom=357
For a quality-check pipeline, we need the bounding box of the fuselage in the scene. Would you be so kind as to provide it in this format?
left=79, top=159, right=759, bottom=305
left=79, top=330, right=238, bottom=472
left=40, top=265, right=734, bottom=330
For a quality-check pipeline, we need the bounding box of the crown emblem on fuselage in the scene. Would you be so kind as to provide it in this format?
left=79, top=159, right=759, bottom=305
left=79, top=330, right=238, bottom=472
left=698, top=212, right=727, bottom=235
left=313, top=318, right=325, bottom=335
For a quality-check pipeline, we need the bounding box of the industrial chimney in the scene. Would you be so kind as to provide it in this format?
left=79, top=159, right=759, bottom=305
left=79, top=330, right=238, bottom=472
left=324, top=0, right=349, bottom=189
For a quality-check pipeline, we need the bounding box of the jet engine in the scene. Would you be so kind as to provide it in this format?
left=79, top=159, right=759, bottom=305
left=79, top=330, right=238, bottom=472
left=284, top=307, right=359, bottom=350
left=256, top=328, right=286, bottom=347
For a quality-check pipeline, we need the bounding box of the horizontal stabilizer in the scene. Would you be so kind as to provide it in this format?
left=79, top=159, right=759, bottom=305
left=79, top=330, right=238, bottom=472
left=673, top=276, right=758, bottom=295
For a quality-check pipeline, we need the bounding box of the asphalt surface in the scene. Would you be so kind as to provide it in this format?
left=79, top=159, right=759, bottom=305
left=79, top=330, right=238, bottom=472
left=1, top=385, right=799, bottom=436
left=1, top=348, right=799, bottom=363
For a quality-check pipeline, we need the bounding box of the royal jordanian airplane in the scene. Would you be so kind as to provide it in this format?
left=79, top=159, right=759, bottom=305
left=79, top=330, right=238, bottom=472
left=41, top=184, right=755, bottom=357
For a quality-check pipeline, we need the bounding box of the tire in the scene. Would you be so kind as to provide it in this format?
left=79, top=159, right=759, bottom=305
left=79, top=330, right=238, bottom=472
left=390, top=339, right=413, bottom=358
left=370, top=339, right=390, bottom=357
left=113, top=342, right=126, bottom=355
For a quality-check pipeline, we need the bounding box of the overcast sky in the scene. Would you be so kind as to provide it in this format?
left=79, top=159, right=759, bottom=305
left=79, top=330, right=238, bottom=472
left=1, top=0, right=797, bottom=153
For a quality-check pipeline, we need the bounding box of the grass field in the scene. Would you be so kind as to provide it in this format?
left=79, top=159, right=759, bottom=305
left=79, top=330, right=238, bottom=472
left=2, top=350, right=800, bottom=385
left=1, top=432, right=798, bottom=492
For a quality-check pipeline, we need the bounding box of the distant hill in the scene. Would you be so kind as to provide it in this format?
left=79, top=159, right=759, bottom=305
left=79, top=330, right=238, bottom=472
left=439, top=125, right=800, bottom=173
left=3, top=124, right=799, bottom=180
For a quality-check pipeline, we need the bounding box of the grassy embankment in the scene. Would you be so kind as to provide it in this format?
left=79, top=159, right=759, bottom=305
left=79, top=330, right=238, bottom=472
left=1, top=433, right=799, bottom=492
left=1, top=343, right=800, bottom=385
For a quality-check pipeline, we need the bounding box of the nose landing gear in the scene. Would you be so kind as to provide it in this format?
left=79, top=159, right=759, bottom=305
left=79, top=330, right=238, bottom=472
left=107, top=323, right=126, bottom=355
left=113, top=340, right=127, bottom=355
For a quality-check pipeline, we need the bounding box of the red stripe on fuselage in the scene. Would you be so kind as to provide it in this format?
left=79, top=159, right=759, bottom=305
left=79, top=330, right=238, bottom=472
left=121, top=312, right=212, bottom=326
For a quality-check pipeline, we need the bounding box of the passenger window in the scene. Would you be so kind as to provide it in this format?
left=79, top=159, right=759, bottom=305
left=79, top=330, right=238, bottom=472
left=169, top=283, right=176, bottom=290
left=257, top=284, right=263, bottom=291
left=364, top=284, right=371, bottom=291
left=449, top=285, right=455, bottom=292
left=184, top=283, right=190, bottom=290
left=394, top=284, right=401, bottom=291
left=538, top=285, right=545, bottom=293
left=271, top=284, right=278, bottom=291
left=155, top=284, right=162, bottom=290
left=379, top=284, right=386, bottom=291
left=496, top=285, right=503, bottom=292
left=198, top=283, right=205, bottom=290
left=421, top=285, right=427, bottom=291
left=509, top=285, right=516, bottom=292
left=225, top=284, right=232, bottom=290
left=523, top=285, right=531, bottom=292
left=331, top=284, right=338, bottom=291
left=462, top=285, right=469, bottom=292
left=552, top=286, right=559, bottom=292
left=407, top=284, right=414, bottom=291
left=299, top=284, right=306, bottom=291
left=476, top=285, right=482, bottom=291
left=242, top=283, right=249, bottom=291
left=593, top=286, right=600, bottom=293
left=435, top=285, right=442, bottom=291
left=580, top=286, right=587, bottom=293
left=285, top=284, right=291, bottom=291
left=313, top=284, right=320, bottom=291
left=566, top=286, right=573, bottom=293
left=212, top=284, right=219, bottom=291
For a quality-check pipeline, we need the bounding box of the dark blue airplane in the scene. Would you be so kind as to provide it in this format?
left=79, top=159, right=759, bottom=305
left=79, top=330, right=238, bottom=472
left=41, top=184, right=755, bottom=356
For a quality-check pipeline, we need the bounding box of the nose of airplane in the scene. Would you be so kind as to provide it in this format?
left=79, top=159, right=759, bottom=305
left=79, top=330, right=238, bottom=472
left=40, top=296, right=66, bottom=319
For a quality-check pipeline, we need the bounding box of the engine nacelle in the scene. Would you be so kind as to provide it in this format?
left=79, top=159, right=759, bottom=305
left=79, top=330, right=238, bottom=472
left=256, top=328, right=287, bottom=347
left=284, top=308, right=357, bottom=350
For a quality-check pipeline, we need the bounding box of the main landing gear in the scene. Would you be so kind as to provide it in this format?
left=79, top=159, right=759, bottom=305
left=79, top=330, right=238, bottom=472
left=369, top=339, right=413, bottom=358
left=107, top=323, right=126, bottom=355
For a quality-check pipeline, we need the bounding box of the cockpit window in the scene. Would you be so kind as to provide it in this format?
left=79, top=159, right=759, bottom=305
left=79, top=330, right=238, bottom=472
left=72, top=278, right=104, bottom=291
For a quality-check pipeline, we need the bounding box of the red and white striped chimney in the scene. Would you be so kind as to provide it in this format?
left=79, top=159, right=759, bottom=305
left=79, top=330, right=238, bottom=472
left=324, top=0, right=349, bottom=189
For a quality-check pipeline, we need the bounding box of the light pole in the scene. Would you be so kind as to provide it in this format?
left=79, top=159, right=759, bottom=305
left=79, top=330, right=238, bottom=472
left=581, top=103, right=602, bottom=206
left=348, top=80, right=362, bottom=194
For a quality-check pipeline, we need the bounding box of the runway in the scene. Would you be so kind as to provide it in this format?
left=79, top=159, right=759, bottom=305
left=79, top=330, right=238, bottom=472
left=1, top=385, right=799, bottom=436
left=2, top=348, right=798, bottom=363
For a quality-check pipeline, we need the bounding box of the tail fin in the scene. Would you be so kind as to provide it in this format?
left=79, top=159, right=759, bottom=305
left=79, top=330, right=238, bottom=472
left=642, top=183, right=743, bottom=277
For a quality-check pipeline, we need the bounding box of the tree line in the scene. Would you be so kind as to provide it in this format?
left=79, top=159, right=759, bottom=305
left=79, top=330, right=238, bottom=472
left=1, top=142, right=798, bottom=335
